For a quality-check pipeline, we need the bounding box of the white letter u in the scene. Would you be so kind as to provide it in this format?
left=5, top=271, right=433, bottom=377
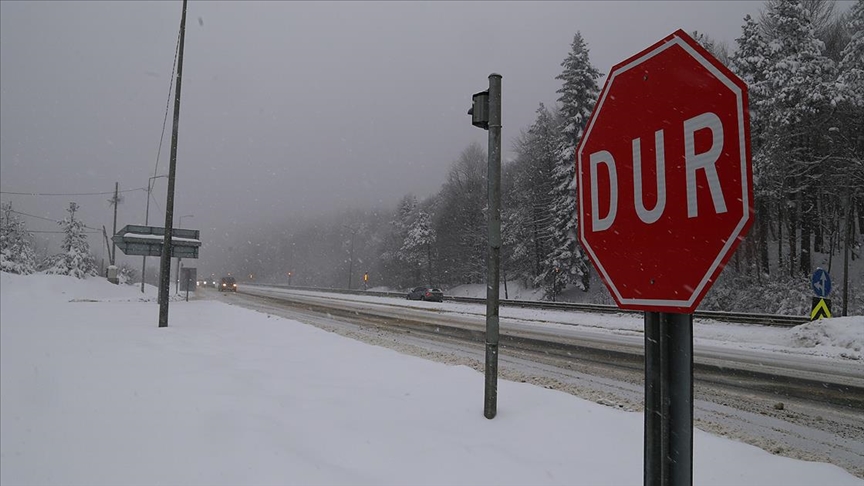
left=632, top=130, right=666, bottom=224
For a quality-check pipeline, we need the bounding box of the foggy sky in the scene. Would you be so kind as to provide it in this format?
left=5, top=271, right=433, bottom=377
left=1, top=1, right=777, bottom=274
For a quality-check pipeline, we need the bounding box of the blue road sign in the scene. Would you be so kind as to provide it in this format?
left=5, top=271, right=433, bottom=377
left=811, top=268, right=832, bottom=298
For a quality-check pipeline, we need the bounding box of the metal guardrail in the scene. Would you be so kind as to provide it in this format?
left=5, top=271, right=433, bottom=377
left=241, top=283, right=810, bottom=328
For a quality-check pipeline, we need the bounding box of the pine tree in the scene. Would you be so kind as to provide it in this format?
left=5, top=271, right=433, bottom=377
left=834, top=0, right=864, bottom=108
left=401, top=210, right=437, bottom=286
left=760, top=0, right=837, bottom=277
left=732, top=14, right=775, bottom=275
left=543, top=32, right=601, bottom=295
left=44, top=202, right=97, bottom=279
left=505, top=104, right=560, bottom=285
left=761, top=0, right=836, bottom=127
left=0, top=202, right=38, bottom=275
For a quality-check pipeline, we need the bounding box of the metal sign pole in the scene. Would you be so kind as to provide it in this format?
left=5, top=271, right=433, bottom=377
left=645, top=312, right=693, bottom=486
left=644, top=311, right=661, bottom=486
left=665, top=312, right=694, bottom=486
left=484, top=73, right=502, bottom=420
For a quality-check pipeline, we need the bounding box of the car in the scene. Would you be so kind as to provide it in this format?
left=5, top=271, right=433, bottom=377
left=406, top=286, right=443, bottom=302
left=219, top=276, right=237, bottom=292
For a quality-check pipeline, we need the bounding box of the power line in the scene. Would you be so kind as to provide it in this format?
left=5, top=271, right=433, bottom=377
left=154, top=25, right=182, bottom=178
left=1, top=187, right=146, bottom=197
left=29, top=230, right=100, bottom=234
left=8, top=208, right=101, bottom=232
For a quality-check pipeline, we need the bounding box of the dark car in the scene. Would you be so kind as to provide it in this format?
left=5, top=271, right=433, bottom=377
left=406, top=286, right=444, bottom=302
left=219, top=276, right=237, bottom=292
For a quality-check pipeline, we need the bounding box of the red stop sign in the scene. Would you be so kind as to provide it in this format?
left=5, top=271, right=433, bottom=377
left=577, top=30, right=753, bottom=313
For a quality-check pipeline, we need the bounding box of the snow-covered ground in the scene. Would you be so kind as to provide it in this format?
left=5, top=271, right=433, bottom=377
left=1, top=273, right=862, bottom=486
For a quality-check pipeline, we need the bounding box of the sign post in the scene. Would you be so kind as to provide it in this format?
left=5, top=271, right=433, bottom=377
left=810, top=268, right=832, bottom=320
left=576, top=30, right=752, bottom=486
left=468, top=73, right=503, bottom=419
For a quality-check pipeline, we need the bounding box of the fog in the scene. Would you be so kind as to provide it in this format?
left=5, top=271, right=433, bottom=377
left=1, top=1, right=771, bottom=275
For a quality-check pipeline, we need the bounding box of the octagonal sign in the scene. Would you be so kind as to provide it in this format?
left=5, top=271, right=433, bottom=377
left=576, top=30, right=752, bottom=313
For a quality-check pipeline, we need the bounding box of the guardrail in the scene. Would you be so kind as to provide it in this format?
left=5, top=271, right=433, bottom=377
left=241, top=283, right=810, bottom=328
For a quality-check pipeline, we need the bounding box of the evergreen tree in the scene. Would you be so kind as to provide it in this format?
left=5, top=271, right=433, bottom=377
left=760, top=0, right=837, bottom=277
left=435, top=143, right=487, bottom=285
left=401, top=210, right=437, bottom=286
left=732, top=14, right=775, bottom=275
left=543, top=32, right=600, bottom=295
left=506, top=104, right=560, bottom=285
left=834, top=0, right=864, bottom=108
left=0, top=202, right=38, bottom=275
left=379, top=194, right=420, bottom=287
left=44, top=202, right=97, bottom=279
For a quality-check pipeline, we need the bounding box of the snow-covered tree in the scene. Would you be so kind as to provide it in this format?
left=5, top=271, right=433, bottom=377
left=435, top=142, right=487, bottom=285
left=542, top=31, right=600, bottom=295
left=401, top=210, right=437, bottom=286
left=761, top=0, right=836, bottom=128
left=732, top=14, right=775, bottom=275
left=0, top=202, right=38, bottom=275
left=760, top=0, right=837, bottom=277
left=834, top=0, right=864, bottom=108
left=505, top=103, right=560, bottom=285
left=44, top=202, right=97, bottom=279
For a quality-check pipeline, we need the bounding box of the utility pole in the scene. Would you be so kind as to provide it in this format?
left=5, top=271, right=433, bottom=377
left=343, top=225, right=357, bottom=289
left=158, top=0, right=188, bottom=327
left=110, top=182, right=119, bottom=265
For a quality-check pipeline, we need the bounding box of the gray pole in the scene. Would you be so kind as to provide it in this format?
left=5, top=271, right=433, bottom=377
left=348, top=232, right=355, bottom=289
left=158, top=0, right=187, bottom=328
left=484, top=73, right=502, bottom=419
left=141, top=181, right=151, bottom=294
left=644, top=311, right=661, bottom=486
left=111, top=182, right=119, bottom=265
left=645, top=312, right=693, bottom=486
left=843, top=195, right=851, bottom=316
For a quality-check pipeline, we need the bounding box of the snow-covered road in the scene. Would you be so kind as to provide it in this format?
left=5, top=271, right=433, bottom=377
left=224, top=285, right=864, bottom=476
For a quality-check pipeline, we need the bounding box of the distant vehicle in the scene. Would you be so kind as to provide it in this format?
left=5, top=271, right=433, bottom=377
left=406, top=287, right=444, bottom=302
left=198, top=278, right=216, bottom=288
left=219, top=276, right=237, bottom=292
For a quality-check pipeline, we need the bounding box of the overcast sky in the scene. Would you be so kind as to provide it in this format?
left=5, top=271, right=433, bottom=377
left=1, top=1, right=803, bottom=272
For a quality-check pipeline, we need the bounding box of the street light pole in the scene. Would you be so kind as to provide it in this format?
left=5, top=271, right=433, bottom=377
left=175, top=214, right=193, bottom=294
left=343, top=225, right=357, bottom=289
left=141, top=174, right=168, bottom=293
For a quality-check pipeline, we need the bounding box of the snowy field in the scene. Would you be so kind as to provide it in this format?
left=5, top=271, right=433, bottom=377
left=1, top=273, right=862, bottom=486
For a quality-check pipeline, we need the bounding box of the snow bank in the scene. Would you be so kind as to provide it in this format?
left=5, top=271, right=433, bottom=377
left=791, top=317, right=864, bottom=360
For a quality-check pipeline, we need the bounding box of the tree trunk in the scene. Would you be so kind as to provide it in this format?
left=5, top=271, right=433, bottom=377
left=788, top=198, right=797, bottom=278
left=799, top=191, right=812, bottom=278
left=813, top=194, right=823, bottom=254
left=758, top=198, right=770, bottom=275
left=777, top=204, right=784, bottom=274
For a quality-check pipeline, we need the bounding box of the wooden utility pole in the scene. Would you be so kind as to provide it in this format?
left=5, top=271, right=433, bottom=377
left=158, top=0, right=188, bottom=327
